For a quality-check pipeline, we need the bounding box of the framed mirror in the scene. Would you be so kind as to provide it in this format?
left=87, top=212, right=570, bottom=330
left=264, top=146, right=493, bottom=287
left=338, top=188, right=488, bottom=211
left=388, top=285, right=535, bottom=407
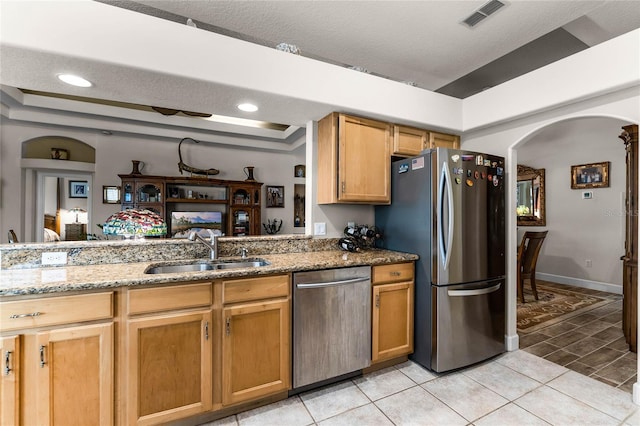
left=517, top=165, right=545, bottom=226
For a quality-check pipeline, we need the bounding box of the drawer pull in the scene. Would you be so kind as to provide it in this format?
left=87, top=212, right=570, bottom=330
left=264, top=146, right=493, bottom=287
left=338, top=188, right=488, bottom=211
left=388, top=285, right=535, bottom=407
left=9, top=312, right=41, bottom=319
left=4, top=351, right=12, bottom=376
left=390, top=271, right=401, bottom=276
left=39, top=345, right=46, bottom=368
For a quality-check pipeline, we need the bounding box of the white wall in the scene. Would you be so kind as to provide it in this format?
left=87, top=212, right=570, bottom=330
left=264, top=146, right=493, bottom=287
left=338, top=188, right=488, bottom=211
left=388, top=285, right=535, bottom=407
left=517, top=117, right=626, bottom=289
left=1, top=120, right=306, bottom=242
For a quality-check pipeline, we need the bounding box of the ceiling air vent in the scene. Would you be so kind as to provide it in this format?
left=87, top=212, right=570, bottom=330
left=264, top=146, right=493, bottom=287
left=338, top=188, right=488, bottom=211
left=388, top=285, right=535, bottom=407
left=462, top=0, right=506, bottom=28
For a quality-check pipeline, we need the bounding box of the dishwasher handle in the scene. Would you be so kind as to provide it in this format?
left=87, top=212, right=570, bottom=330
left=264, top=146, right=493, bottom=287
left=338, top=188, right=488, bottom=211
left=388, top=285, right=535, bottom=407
left=295, top=276, right=370, bottom=289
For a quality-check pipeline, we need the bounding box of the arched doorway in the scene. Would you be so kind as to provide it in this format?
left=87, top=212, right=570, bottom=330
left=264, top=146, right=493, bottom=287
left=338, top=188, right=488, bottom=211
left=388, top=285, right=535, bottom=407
left=508, top=115, right=637, bottom=398
left=21, top=136, right=96, bottom=242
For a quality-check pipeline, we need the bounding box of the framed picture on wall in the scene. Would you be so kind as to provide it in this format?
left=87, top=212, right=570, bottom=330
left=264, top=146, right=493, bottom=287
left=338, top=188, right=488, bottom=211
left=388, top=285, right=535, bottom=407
left=570, top=161, right=610, bottom=189
left=102, top=186, right=121, bottom=203
left=69, top=181, right=89, bottom=198
left=266, top=185, right=284, bottom=207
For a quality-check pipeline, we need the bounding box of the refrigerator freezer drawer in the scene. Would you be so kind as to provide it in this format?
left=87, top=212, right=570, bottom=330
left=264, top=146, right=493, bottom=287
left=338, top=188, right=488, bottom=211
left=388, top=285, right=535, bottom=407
left=431, top=279, right=505, bottom=372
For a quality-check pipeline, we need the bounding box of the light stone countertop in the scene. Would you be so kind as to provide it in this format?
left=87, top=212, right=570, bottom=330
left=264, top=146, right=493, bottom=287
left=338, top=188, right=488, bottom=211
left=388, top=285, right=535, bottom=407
left=0, top=249, right=418, bottom=297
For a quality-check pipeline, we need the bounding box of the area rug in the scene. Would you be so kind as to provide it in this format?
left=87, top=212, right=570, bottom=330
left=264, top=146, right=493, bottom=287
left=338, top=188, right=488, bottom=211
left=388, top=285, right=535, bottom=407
left=517, top=282, right=610, bottom=333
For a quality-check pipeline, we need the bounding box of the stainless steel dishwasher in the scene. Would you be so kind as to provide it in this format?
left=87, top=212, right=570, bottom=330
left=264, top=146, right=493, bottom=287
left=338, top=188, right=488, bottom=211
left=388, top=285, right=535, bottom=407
left=292, top=266, right=371, bottom=389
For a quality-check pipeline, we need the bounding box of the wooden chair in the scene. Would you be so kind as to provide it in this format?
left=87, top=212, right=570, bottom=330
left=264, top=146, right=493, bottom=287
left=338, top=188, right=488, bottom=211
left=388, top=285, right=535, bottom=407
left=517, top=231, right=548, bottom=303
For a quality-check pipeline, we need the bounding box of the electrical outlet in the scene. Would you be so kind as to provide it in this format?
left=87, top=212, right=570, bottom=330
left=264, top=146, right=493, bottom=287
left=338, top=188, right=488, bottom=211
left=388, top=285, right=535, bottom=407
left=42, top=252, right=67, bottom=266
left=585, top=259, right=592, bottom=268
left=314, top=222, right=326, bottom=235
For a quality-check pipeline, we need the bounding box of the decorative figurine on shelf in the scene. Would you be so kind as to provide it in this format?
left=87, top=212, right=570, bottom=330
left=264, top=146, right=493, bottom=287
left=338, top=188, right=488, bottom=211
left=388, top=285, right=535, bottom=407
left=177, top=137, right=220, bottom=177
left=262, top=218, right=283, bottom=234
left=244, top=166, right=256, bottom=182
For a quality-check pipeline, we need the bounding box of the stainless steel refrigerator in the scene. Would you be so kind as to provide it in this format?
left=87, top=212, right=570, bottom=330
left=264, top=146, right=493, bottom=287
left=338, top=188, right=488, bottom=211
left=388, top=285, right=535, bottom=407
left=376, top=148, right=505, bottom=372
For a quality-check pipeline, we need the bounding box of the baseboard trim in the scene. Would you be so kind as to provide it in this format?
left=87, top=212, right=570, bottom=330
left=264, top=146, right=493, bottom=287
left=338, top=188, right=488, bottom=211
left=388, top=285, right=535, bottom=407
left=536, top=273, right=622, bottom=295
left=505, top=333, right=519, bottom=351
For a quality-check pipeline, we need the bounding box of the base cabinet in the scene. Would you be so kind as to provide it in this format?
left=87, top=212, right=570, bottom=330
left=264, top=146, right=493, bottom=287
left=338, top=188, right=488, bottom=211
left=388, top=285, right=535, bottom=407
left=371, top=263, right=415, bottom=363
left=34, top=323, right=114, bottom=425
left=127, top=311, right=213, bottom=425
left=0, top=292, right=115, bottom=426
left=221, top=275, right=290, bottom=406
left=0, top=336, right=20, bottom=426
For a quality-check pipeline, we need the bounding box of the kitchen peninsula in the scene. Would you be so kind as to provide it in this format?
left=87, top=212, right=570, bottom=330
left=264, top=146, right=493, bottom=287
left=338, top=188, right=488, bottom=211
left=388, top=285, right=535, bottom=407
left=0, top=235, right=416, bottom=425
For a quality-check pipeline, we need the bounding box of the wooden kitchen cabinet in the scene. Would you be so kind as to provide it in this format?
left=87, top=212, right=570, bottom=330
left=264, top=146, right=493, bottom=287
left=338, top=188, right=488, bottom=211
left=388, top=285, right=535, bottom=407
left=221, top=274, right=290, bottom=406
left=429, top=131, right=460, bottom=149
left=0, top=292, right=114, bottom=426
left=126, top=282, right=213, bottom=425
left=393, top=125, right=428, bottom=157
left=0, top=335, right=20, bottom=426
left=318, top=113, right=391, bottom=204
left=32, top=323, right=114, bottom=425
left=371, top=262, right=415, bottom=363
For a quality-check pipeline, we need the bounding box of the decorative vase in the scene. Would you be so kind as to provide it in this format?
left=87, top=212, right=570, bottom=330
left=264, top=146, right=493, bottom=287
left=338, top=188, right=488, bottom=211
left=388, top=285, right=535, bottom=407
left=244, top=166, right=256, bottom=182
left=130, top=160, right=143, bottom=175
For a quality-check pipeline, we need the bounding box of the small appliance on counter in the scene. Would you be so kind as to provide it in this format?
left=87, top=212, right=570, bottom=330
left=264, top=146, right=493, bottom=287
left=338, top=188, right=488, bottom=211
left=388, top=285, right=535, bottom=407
left=376, top=148, right=506, bottom=372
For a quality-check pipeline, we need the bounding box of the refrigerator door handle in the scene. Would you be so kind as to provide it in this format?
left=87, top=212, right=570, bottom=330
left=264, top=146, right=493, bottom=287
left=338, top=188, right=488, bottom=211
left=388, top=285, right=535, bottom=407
left=447, top=283, right=502, bottom=297
left=438, top=161, right=454, bottom=270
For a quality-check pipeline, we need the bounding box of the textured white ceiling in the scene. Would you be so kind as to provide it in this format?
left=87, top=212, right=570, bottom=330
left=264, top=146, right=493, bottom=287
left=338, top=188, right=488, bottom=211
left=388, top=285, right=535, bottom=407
left=131, top=0, right=640, bottom=91
left=1, top=0, right=639, bottom=143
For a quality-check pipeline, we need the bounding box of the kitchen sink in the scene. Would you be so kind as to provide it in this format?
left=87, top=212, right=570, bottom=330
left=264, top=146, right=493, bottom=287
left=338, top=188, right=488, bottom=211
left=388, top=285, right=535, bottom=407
left=145, top=258, right=270, bottom=274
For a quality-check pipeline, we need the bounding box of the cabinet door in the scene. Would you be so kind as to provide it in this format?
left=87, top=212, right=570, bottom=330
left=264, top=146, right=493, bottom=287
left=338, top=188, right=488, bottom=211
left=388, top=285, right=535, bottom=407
left=222, top=299, right=290, bottom=405
left=429, top=131, right=460, bottom=149
left=128, top=311, right=212, bottom=425
left=372, top=282, right=414, bottom=363
left=393, top=125, right=428, bottom=157
left=338, top=115, right=391, bottom=204
left=0, top=335, right=20, bottom=426
left=35, top=322, right=114, bottom=426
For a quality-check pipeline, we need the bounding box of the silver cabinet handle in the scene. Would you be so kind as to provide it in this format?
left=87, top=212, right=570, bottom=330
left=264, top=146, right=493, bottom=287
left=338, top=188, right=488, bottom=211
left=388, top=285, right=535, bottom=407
left=296, top=277, right=369, bottom=289
left=375, top=294, right=380, bottom=308
left=39, top=345, right=46, bottom=368
left=205, top=321, right=209, bottom=340
left=448, top=283, right=502, bottom=297
left=9, top=312, right=41, bottom=319
left=225, top=317, right=231, bottom=336
left=4, top=351, right=12, bottom=376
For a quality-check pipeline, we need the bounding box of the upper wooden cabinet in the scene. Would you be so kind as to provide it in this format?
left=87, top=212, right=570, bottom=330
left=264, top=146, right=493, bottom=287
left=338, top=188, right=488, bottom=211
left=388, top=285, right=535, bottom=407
left=318, top=113, right=392, bottom=204
left=429, top=131, right=460, bottom=150
left=392, top=125, right=428, bottom=157
left=392, top=127, right=460, bottom=157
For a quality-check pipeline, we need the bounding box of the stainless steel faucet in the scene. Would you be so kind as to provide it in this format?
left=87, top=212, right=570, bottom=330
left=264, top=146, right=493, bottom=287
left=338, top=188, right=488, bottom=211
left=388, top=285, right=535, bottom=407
left=188, top=229, right=218, bottom=260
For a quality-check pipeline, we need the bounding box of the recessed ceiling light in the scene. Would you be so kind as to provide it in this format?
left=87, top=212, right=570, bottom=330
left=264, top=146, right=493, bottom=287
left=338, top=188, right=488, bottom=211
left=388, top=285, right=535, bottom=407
left=57, top=74, right=92, bottom=87
left=237, top=103, right=258, bottom=112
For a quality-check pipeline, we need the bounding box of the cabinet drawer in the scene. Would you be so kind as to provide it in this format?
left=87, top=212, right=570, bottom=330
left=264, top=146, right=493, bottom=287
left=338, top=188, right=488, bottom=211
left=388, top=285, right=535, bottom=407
left=128, top=282, right=212, bottom=315
left=223, top=274, right=290, bottom=304
left=372, top=263, right=414, bottom=284
left=1, top=292, right=113, bottom=332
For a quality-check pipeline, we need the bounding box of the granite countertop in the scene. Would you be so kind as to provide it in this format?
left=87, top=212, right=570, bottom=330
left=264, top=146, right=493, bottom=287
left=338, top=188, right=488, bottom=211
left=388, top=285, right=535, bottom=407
left=0, top=249, right=418, bottom=297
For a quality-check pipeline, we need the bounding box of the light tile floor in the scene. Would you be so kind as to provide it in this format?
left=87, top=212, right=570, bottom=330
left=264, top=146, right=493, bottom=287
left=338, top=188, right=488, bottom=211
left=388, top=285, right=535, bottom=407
left=200, top=350, right=639, bottom=426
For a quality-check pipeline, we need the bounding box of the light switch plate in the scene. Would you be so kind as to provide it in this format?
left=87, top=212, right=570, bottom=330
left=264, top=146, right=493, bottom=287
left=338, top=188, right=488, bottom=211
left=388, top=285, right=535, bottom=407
left=314, top=222, right=326, bottom=235
left=42, top=252, right=67, bottom=265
